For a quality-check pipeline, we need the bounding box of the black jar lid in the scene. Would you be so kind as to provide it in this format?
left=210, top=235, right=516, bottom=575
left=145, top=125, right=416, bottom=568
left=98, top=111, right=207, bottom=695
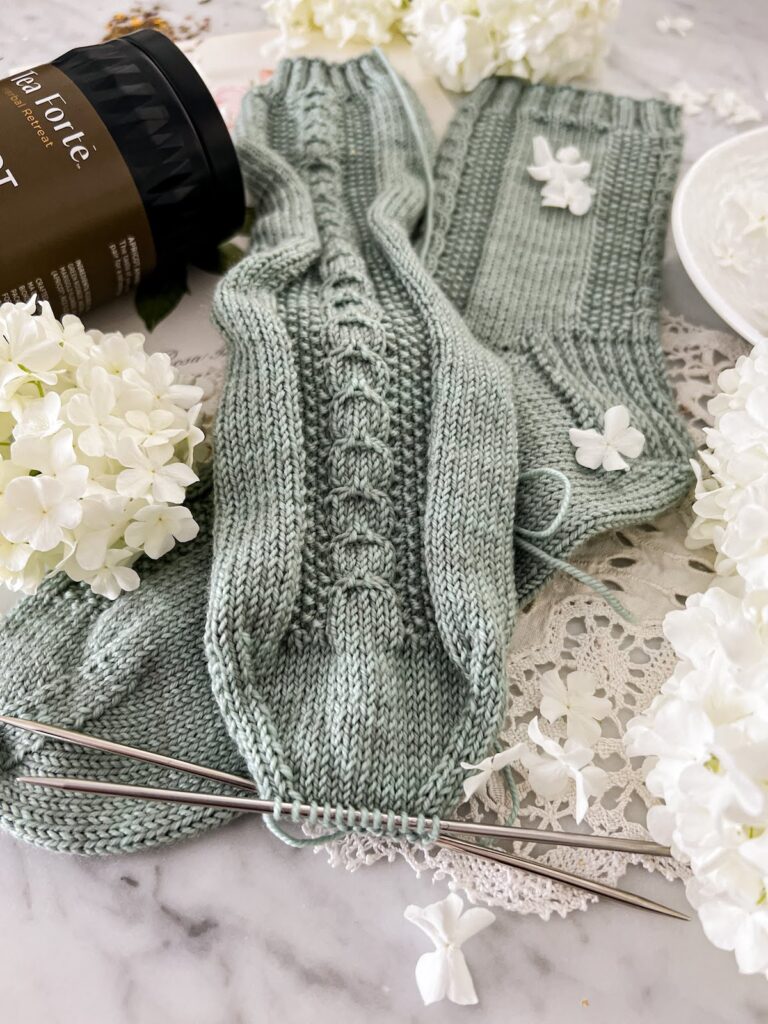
left=122, top=29, right=245, bottom=246
left=53, top=29, right=245, bottom=265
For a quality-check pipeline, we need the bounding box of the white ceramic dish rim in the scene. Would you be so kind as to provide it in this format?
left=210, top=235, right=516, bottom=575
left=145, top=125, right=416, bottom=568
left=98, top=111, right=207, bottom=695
left=672, top=125, right=768, bottom=346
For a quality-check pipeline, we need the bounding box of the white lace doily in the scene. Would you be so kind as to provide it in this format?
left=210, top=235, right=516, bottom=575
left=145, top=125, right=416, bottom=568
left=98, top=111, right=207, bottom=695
left=172, top=314, right=749, bottom=921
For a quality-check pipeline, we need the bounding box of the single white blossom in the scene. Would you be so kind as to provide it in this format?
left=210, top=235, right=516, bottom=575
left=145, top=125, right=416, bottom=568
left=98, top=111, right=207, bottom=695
left=124, top=503, right=199, bottom=560
left=13, top=392, right=63, bottom=439
left=404, top=893, right=494, bottom=1006
left=0, top=475, right=81, bottom=552
left=517, top=717, right=608, bottom=823
left=528, top=136, right=593, bottom=215
left=460, top=746, right=520, bottom=802
left=708, top=88, right=762, bottom=126
left=739, top=191, right=768, bottom=239
left=663, top=80, right=707, bottom=116
left=539, top=669, right=612, bottom=746
left=569, top=405, right=645, bottom=471
left=115, top=438, right=198, bottom=504
left=66, top=547, right=141, bottom=601
left=66, top=366, right=121, bottom=458
left=711, top=237, right=748, bottom=275
left=656, top=15, right=693, bottom=36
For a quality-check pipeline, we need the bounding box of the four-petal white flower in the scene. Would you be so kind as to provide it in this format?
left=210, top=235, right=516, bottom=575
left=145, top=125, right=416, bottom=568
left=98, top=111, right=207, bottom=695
left=460, top=746, right=520, bottom=802
left=0, top=475, right=82, bottom=552
left=517, top=717, right=609, bottom=823
left=404, top=893, right=495, bottom=1006
left=539, top=669, right=612, bottom=746
left=569, top=405, right=645, bottom=472
left=528, top=136, right=594, bottom=216
left=663, top=80, right=707, bottom=116
left=124, top=503, right=200, bottom=560
left=656, top=16, right=693, bottom=36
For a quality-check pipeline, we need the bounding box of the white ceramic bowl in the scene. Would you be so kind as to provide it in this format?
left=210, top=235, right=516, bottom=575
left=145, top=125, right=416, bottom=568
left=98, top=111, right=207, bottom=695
left=672, top=126, right=768, bottom=345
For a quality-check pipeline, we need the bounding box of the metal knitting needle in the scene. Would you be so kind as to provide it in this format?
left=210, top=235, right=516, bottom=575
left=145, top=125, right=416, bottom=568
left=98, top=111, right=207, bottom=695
left=14, top=775, right=686, bottom=921
left=2, top=714, right=670, bottom=856
left=436, top=834, right=690, bottom=921
left=17, top=771, right=668, bottom=857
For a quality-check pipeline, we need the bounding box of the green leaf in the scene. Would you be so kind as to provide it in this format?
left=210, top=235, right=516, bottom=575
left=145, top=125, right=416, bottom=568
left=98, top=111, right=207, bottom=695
left=134, top=263, right=188, bottom=332
left=241, top=206, right=255, bottom=235
left=191, top=241, right=246, bottom=276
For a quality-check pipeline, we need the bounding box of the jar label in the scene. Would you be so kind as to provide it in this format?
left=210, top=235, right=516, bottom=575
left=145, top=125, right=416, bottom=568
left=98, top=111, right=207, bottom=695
left=0, top=63, right=156, bottom=316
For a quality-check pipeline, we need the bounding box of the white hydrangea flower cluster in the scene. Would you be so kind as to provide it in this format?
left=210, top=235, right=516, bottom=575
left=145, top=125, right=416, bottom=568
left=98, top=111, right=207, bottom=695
left=403, top=0, right=619, bottom=92
left=0, top=299, right=204, bottom=600
left=625, top=341, right=768, bottom=978
left=266, top=0, right=619, bottom=93
left=265, top=0, right=405, bottom=51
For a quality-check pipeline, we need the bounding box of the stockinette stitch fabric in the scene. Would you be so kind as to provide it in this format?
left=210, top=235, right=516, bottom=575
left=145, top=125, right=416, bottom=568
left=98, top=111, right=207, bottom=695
left=425, top=78, right=694, bottom=607
left=0, top=478, right=247, bottom=854
left=206, top=55, right=518, bottom=835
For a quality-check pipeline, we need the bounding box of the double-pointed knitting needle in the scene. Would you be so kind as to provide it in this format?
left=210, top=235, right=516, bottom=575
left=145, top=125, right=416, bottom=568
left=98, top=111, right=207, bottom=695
left=2, top=714, right=670, bottom=856
left=436, top=834, right=690, bottom=920
left=17, top=776, right=688, bottom=920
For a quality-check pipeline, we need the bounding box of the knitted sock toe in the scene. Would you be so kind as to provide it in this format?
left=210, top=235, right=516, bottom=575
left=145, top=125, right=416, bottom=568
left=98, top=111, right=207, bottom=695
left=0, top=481, right=247, bottom=854
left=207, top=56, right=518, bottom=828
left=428, top=78, right=694, bottom=607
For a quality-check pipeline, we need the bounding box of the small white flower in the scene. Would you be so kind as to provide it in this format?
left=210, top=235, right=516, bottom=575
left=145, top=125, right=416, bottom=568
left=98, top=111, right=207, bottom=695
left=539, top=669, right=612, bottom=746
left=123, top=408, right=187, bottom=450
left=66, top=365, right=120, bottom=457
left=460, top=746, right=520, bottom=802
left=663, top=80, right=707, bottom=116
left=73, top=495, right=138, bottom=571
left=124, top=503, right=199, bottom=560
left=0, top=475, right=81, bottom=552
left=708, top=88, right=762, bottom=126
left=698, top=900, right=768, bottom=976
left=656, top=15, right=693, bottom=36
left=569, top=405, right=645, bottom=472
left=528, top=136, right=593, bottom=215
left=115, top=438, right=198, bottom=504
left=66, top=547, right=140, bottom=601
left=711, top=238, right=748, bottom=275
left=404, top=893, right=495, bottom=1006
left=124, top=352, right=204, bottom=410
left=518, top=718, right=608, bottom=823
left=13, top=392, right=63, bottom=440
left=738, top=191, right=768, bottom=239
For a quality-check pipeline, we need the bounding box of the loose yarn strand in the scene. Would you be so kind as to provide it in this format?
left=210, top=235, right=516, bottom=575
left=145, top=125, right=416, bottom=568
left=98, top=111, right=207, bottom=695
left=515, top=467, right=636, bottom=623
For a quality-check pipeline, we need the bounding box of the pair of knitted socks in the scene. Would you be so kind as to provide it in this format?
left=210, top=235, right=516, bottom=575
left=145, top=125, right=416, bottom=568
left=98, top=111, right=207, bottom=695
left=0, top=55, right=692, bottom=854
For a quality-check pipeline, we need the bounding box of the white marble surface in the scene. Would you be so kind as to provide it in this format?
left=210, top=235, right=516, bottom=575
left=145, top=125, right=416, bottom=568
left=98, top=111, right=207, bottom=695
left=1, top=2, right=768, bottom=1021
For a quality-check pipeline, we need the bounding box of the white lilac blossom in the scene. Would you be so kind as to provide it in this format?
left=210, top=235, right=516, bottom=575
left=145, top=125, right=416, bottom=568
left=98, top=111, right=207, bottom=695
left=0, top=299, right=204, bottom=599
left=460, top=746, right=520, bottom=801
left=539, top=669, right=612, bottom=746
left=266, top=0, right=619, bottom=93
left=624, top=339, right=768, bottom=979
left=663, top=80, right=707, bottom=116
left=461, top=715, right=608, bottom=821
left=404, top=893, right=495, bottom=1005
left=527, top=136, right=594, bottom=215
left=656, top=15, right=693, bottom=36
left=569, top=404, right=645, bottom=471
left=517, top=717, right=608, bottom=823
left=709, top=88, right=762, bottom=127
left=265, top=0, right=405, bottom=51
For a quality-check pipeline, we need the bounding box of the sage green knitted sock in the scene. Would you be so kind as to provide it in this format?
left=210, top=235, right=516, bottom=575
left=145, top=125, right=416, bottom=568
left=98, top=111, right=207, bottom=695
left=426, top=79, right=694, bottom=607
left=0, top=479, right=247, bottom=854
left=207, top=55, right=519, bottom=832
